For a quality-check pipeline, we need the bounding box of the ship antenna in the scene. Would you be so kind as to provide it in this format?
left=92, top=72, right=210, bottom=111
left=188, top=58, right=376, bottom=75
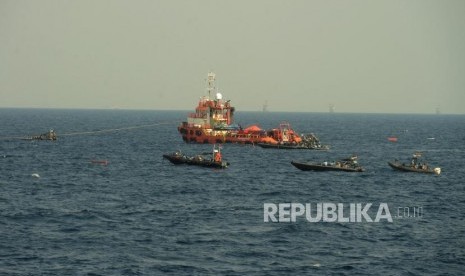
left=207, top=72, right=216, bottom=100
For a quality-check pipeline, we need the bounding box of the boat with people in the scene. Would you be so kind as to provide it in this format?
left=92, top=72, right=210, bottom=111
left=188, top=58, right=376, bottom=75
left=22, top=129, right=57, bottom=141
left=291, top=155, right=364, bottom=172
left=388, top=152, right=441, bottom=175
left=257, top=129, right=329, bottom=150
left=177, top=72, right=305, bottom=145
left=163, top=145, right=229, bottom=169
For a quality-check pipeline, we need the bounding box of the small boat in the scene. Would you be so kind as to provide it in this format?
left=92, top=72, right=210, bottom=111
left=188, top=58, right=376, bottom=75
left=387, top=137, right=398, bottom=142
left=163, top=145, right=229, bottom=169
left=291, top=155, right=364, bottom=172
left=23, top=129, right=57, bottom=141
left=258, top=132, right=329, bottom=150
left=388, top=152, right=440, bottom=175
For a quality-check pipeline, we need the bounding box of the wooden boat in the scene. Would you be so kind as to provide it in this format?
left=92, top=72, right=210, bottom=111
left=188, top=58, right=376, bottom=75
left=388, top=152, right=440, bottom=174
left=163, top=145, right=229, bottom=169
left=291, top=156, right=364, bottom=172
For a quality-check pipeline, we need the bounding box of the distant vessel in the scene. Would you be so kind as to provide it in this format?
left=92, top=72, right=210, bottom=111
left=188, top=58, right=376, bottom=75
left=23, top=129, right=57, bottom=141
left=262, top=101, right=268, bottom=112
left=291, top=155, right=364, bottom=172
left=329, top=104, right=335, bottom=113
left=388, top=152, right=441, bottom=175
left=178, top=72, right=301, bottom=144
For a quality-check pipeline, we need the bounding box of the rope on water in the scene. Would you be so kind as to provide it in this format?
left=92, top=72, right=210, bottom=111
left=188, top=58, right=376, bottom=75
left=0, top=136, right=29, bottom=141
left=0, top=121, right=176, bottom=140
left=60, top=121, right=175, bottom=136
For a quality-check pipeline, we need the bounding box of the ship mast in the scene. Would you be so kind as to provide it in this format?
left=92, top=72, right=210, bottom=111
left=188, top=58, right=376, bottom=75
left=207, top=72, right=216, bottom=99
left=329, top=104, right=335, bottom=113
left=262, top=101, right=268, bottom=112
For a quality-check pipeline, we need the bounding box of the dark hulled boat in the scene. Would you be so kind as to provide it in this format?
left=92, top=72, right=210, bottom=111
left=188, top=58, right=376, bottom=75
left=163, top=145, right=229, bottom=169
left=388, top=152, right=440, bottom=175
left=163, top=153, right=229, bottom=168
left=291, top=156, right=364, bottom=172
left=387, top=161, right=440, bottom=174
left=22, top=129, right=57, bottom=141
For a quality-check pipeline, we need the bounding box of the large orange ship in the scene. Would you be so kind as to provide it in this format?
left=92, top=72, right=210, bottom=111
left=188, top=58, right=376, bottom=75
left=178, top=72, right=303, bottom=144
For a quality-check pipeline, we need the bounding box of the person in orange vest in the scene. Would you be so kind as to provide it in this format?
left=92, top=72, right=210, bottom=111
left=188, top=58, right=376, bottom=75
left=214, top=151, right=222, bottom=162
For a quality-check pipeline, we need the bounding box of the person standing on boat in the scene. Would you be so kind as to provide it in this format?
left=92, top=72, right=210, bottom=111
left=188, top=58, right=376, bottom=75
left=214, top=151, right=222, bottom=162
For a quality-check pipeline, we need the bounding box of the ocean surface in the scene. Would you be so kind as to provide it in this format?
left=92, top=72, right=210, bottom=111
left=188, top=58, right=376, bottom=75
left=0, top=108, right=464, bottom=275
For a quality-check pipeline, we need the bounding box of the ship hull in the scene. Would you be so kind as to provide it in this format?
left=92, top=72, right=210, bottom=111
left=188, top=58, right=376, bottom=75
left=178, top=125, right=275, bottom=144
left=291, top=161, right=364, bottom=172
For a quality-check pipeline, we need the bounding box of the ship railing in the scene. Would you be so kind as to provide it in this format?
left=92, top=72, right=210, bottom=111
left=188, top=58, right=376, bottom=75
left=185, top=122, right=211, bottom=128
left=188, top=113, right=207, bottom=118
left=228, top=133, right=264, bottom=139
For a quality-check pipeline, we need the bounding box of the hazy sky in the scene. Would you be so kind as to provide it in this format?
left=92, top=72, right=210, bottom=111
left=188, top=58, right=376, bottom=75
left=1, top=0, right=464, bottom=113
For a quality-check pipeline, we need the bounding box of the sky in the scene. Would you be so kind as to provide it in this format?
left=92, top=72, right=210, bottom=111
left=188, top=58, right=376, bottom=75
left=1, top=0, right=465, bottom=114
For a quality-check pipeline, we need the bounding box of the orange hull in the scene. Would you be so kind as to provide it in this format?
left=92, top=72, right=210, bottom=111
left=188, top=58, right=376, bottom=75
left=178, top=124, right=277, bottom=144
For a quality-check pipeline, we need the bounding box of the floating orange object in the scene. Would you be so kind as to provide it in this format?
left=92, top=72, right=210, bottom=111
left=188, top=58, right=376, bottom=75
left=91, top=160, right=109, bottom=165
left=387, top=137, right=398, bottom=142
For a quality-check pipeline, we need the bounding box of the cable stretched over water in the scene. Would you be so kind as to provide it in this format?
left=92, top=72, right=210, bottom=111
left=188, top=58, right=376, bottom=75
left=60, top=121, right=175, bottom=136
left=0, top=121, right=176, bottom=140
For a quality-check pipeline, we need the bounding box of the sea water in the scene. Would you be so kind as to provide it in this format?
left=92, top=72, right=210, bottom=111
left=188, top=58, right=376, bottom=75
left=0, top=109, right=464, bottom=275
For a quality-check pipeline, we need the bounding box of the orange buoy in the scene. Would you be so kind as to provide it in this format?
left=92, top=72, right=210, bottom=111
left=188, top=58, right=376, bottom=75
left=91, top=160, right=109, bottom=165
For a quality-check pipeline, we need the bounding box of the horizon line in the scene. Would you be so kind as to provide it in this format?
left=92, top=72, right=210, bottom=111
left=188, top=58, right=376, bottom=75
left=0, top=106, right=463, bottom=116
